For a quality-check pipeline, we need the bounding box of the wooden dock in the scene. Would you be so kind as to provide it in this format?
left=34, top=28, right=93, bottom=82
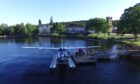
left=72, top=56, right=96, bottom=65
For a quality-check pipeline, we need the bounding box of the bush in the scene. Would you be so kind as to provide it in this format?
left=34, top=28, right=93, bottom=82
left=51, top=33, right=59, bottom=36
left=88, top=33, right=97, bottom=38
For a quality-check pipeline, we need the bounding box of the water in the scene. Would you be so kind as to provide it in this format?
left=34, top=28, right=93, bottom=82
left=0, top=37, right=140, bottom=84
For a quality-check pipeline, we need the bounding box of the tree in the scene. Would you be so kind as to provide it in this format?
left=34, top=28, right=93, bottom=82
left=38, top=19, right=42, bottom=25
left=0, top=24, right=3, bottom=35
left=0, top=23, right=9, bottom=35
left=26, top=23, right=38, bottom=36
left=0, top=23, right=38, bottom=36
left=118, top=3, right=140, bottom=41
left=2, top=26, right=14, bottom=35
left=13, top=23, right=28, bottom=36
left=112, top=20, right=119, bottom=27
left=86, top=18, right=110, bottom=35
left=50, top=16, right=53, bottom=26
left=51, top=22, right=65, bottom=34
left=8, top=26, right=14, bottom=35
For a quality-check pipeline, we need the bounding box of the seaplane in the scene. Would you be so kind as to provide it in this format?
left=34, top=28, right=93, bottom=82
left=21, top=46, right=100, bottom=70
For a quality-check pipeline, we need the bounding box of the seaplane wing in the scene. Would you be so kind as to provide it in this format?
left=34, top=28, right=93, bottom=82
left=21, top=47, right=59, bottom=50
left=62, top=46, right=100, bottom=49
left=21, top=46, right=100, bottom=50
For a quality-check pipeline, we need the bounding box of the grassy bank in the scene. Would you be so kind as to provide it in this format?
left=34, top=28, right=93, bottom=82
left=87, top=33, right=140, bottom=46
left=121, top=39, right=140, bottom=46
left=87, top=33, right=138, bottom=39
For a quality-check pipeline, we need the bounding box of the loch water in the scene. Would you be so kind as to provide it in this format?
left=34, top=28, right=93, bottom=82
left=0, top=37, right=140, bottom=84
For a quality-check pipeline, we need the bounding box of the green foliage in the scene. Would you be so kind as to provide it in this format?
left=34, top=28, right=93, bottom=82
left=50, top=16, right=53, bottom=26
left=118, top=3, right=140, bottom=41
left=86, top=18, right=110, bottom=34
left=13, top=23, right=28, bottom=36
left=38, top=19, right=42, bottom=25
left=121, top=38, right=140, bottom=46
left=88, top=33, right=97, bottom=38
left=26, top=23, right=38, bottom=36
left=0, top=24, right=6, bottom=35
left=51, top=22, right=65, bottom=34
left=0, top=23, right=38, bottom=36
left=88, top=33, right=110, bottom=39
left=66, top=21, right=85, bottom=27
left=0, top=23, right=14, bottom=35
left=3, top=26, right=14, bottom=35
left=112, top=20, right=118, bottom=27
left=0, top=26, right=2, bottom=35
left=50, top=32, right=59, bottom=36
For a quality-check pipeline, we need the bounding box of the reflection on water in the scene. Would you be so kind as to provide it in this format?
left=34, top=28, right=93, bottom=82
left=0, top=37, right=126, bottom=65
left=0, top=37, right=128, bottom=63
left=0, top=37, right=140, bottom=84
left=110, top=45, right=118, bottom=59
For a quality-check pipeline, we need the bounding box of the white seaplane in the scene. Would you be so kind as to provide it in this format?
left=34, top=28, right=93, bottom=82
left=21, top=46, right=100, bottom=70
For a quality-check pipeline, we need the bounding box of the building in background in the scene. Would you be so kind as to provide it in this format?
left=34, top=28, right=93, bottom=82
left=65, top=26, right=85, bottom=34
left=38, top=19, right=51, bottom=35
left=65, top=22, right=86, bottom=35
left=38, top=24, right=51, bottom=34
left=38, top=16, right=113, bottom=35
left=106, top=16, right=113, bottom=34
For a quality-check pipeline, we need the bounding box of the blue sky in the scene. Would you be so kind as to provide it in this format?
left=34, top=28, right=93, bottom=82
left=0, top=0, right=140, bottom=25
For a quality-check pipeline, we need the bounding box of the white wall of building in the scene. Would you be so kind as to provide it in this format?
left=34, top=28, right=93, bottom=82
left=38, top=25, right=51, bottom=34
left=66, top=27, right=85, bottom=33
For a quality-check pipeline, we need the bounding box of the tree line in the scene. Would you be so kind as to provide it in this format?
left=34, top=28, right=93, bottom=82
left=0, top=23, right=38, bottom=36
left=50, top=18, right=111, bottom=35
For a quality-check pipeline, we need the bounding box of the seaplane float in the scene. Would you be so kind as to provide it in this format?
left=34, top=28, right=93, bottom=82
left=21, top=46, right=100, bottom=70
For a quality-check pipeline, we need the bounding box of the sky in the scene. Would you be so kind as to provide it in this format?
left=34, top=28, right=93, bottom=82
left=0, top=0, right=140, bottom=25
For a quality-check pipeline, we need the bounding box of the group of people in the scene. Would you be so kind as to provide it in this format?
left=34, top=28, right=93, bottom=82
left=57, top=48, right=93, bottom=60
left=75, top=49, right=85, bottom=56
